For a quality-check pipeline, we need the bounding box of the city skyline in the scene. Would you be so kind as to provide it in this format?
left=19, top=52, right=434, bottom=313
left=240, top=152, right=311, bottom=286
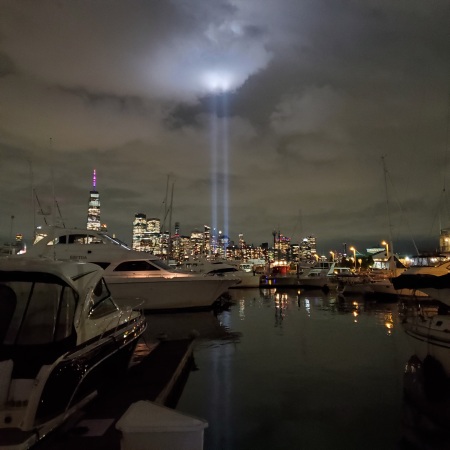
left=1, top=2, right=449, bottom=254
left=0, top=162, right=444, bottom=256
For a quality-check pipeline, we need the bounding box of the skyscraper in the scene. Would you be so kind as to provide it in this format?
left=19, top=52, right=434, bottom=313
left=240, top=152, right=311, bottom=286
left=87, top=169, right=101, bottom=231
left=132, top=213, right=147, bottom=250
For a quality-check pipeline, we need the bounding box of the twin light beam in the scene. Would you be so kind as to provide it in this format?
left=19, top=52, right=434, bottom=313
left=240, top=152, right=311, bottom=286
left=206, top=72, right=233, bottom=254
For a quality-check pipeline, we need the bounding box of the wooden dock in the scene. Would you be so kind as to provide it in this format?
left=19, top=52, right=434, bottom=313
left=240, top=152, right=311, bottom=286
left=34, top=338, right=196, bottom=450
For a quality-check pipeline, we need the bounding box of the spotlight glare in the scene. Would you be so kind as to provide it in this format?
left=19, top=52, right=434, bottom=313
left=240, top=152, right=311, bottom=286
left=203, top=71, right=233, bottom=93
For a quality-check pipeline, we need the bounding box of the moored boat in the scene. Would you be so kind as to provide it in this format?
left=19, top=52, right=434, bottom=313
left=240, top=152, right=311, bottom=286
left=298, top=261, right=352, bottom=291
left=21, top=226, right=239, bottom=310
left=400, top=303, right=450, bottom=378
left=99, top=256, right=240, bottom=310
left=260, top=263, right=303, bottom=288
left=393, top=260, right=450, bottom=305
left=336, top=273, right=374, bottom=296
left=0, top=257, right=146, bottom=450
left=176, top=258, right=260, bottom=288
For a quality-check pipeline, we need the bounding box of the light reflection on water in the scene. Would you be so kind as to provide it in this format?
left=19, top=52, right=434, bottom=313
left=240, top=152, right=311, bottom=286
left=143, top=289, right=449, bottom=450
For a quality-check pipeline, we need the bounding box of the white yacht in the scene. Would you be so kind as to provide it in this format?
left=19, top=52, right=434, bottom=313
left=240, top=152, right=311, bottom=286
left=401, top=305, right=450, bottom=378
left=21, top=227, right=240, bottom=311
left=176, top=258, right=260, bottom=288
left=393, top=259, right=450, bottom=305
left=298, top=261, right=352, bottom=291
left=0, top=257, right=146, bottom=450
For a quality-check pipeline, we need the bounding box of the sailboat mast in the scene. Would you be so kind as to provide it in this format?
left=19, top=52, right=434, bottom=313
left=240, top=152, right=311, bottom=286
left=382, top=156, right=395, bottom=271
left=168, top=181, right=174, bottom=260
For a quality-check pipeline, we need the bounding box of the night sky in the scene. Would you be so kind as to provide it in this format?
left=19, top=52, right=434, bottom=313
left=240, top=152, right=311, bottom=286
left=1, top=1, right=449, bottom=254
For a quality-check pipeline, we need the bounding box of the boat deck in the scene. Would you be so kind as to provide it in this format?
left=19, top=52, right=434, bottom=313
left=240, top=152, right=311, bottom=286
left=33, top=338, right=195, bottom=450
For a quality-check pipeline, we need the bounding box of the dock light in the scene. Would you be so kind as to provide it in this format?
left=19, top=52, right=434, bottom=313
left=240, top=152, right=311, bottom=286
left=382, top=241, right=389, bottom=270
left=381, top=241, right=389, bottom=258
left=350, top=247, right=357, bottom=271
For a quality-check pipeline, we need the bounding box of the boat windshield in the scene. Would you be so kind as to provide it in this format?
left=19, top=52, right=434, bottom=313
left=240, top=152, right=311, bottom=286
left=408, top=254, right=450, bottom=267
left=35, top=230, right=131, bottom=250
left=150, top=259, right=172, bottom=271
left=101, top=233, right=132, bottom=249
left=0, top=274, right=78, bottom=346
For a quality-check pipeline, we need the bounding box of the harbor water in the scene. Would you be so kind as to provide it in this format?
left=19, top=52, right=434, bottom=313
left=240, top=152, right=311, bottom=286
left=144, top=288, right=445, bottom=450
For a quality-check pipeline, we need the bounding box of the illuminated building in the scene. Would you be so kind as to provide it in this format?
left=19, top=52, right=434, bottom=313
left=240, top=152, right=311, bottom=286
left=188, top=229, right=203, bottom=257
left=147, top=218, right=161, bottom=234
left=171, top=222, right=181, bottom=261
left=132, top=213, right=147, bottom=251
left=87, top=169, right=101, bottom=231
left=440, top=227, right=450, bottom=254
left=278, top=233, right=291, bottom=259
left=300, top=236, right=317, bottom=262
left=204, top=225, right=211, bottom=256
left=132, top=214, right=161, bottom=253
left=217, top=231, right=229, bottom=257
left=130, top=209, right=319, bottom=264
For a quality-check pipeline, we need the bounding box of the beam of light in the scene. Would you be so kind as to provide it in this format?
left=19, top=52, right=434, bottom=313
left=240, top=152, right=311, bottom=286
left=202, top=71, right=234, bottom=94
left=221, top=93, right=229, bottom=246
left=210, top=95, right=218, bottom=255
left=209, top=91, right=230, bottom=255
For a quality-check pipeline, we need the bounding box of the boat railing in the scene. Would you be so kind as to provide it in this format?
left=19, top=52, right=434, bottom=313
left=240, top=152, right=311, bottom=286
left=98, top=305, right=143, bottom=342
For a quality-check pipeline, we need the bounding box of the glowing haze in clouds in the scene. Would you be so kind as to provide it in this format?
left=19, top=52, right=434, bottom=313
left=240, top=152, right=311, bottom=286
left=1, top=0, right=450, bottom=254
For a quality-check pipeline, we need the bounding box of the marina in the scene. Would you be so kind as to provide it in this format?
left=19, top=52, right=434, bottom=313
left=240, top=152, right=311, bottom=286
left=174, top=288, right=450, bottom=450
left=2, top=2, right=450, bottom=449
left=5, top=287, right=447, bottom=449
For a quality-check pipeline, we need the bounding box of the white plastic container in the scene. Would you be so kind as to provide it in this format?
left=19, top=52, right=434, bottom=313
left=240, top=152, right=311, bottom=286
left=116, top=400, right=208, bottom=450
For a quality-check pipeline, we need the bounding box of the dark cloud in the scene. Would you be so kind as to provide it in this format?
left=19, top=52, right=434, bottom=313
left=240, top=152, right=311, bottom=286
left=1, top=0, right=449, bottom=253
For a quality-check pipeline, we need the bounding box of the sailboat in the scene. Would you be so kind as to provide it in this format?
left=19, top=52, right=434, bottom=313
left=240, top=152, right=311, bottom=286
left=367, top=158, right=408, bottom=298
left=339, top=158, right=427, bottom=299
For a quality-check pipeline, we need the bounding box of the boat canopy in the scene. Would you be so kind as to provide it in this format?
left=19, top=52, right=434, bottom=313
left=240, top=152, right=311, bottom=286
left=0, top=272, right=79, bottom=378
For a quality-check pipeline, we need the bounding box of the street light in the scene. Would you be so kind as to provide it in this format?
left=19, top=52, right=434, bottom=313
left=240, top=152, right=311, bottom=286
left=350, top=246, right=356, bottom=271
left=272, top=230, right=277, bottom=263
left=330, top=251, right=335, bottom=262
left=381, top=240, right=389, bottom=270
left=381, top=241, right=389, bottom=257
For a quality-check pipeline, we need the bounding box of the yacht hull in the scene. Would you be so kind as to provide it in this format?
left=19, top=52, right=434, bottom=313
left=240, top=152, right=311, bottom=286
left=104, top=276, right=239, bottom=310
left=229, top=273, right=260, bottom=288
left=402, top=315, right=450, bottom=378
left=0, top=312, right=146, bottom=450
left=0, top=258, right=147, bottom=450
left=393, top=267, right=450, bottom=304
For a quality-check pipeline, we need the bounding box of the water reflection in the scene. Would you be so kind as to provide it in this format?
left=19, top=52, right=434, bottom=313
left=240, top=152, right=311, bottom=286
left=132, top=289, right=450, bottom=450
left=177, top=288, right=410, bottom=450
left=248, top=288, right=399, bottom=334
left=401, top=355, right=450, bottom=449
left=139, top=309, right=242, bottom=348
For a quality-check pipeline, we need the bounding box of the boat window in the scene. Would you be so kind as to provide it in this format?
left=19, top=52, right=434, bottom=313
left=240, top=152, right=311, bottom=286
left=93, top=262, right=111, bottom=269
left=101, top=233, right=131, bottom=249
left=208, top=267, right=238, bottom=274
left=44, top=233, right=103, bottom=245
left=113, top=260, right=160, bottom=271
left=68, top=234, right=103, bottom=244
left=1, top=280, right=77, bottom=346
left=47, top=237, right=61, bottom=246
left=150, top=259, right=172, bottom=270
left=89, top=279, right=118, bottom=319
